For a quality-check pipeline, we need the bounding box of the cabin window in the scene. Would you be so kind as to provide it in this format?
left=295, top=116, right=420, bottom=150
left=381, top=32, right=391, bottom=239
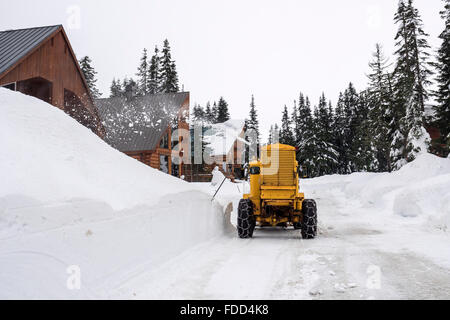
left=1, top=82, right=16, bottom=91
left=160, top=132, right=169, bottom=149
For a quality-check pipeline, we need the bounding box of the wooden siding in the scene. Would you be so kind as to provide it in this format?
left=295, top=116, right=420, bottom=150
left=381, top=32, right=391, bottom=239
left=0, top=28, right=104, bottom=137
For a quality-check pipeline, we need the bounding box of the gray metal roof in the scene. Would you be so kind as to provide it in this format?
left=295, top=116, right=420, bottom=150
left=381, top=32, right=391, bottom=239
left=0, top=25, right=61, bottom=76
left=96, top=92, right=189, bottom=152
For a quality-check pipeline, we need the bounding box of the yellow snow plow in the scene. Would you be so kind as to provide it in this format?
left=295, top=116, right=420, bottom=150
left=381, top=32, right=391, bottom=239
left=238, top=143, right=317, bottom=239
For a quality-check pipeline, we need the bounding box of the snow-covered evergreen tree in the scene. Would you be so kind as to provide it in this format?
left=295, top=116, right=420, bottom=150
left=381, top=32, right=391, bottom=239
left=295, top=93, right=308, bottom=146
left=314, top=94, right=339, bottom=175
left=391, top=0, right=432, bottom=169
left=367, top=44, right=394, bottom=171
left=351, top=91, right=378, bottom=171
left=122, top=77, right=138, bottom=98
left=268, top=125, right=274, bottom=145
left=279, top=106, right=295, bottom=146
left=247, top=95, right=260, bottom=142
left=299, top=97, right=338, bottom=177
left=211, top=102, right=219, bottom=123
left=205, top=102, right=214, bottom=123
left=79, top=56, right=101, bottom=98
left=340, top=83, right=359, bottom=173
left=136, top=48, right=149, bottom=96
left=148, top=46, right=161, bottom=94
left=159, top=40, right=179, bottom=93
left=291, top=100, right=300, bottom=144
left=332, top=93, right=348, bottom=173
left=192, top=104, right=206, bottom=124
left=216, top=97, right=230, bottom=123
left=246, top=95, right=260, bottom=157
left=296, top=96, right=319, bottom=177
left=434, top=0, right=450, bottom=144
left=110, top=78, right=122, bottom=98
left=273, top=123, right=280, bottom=143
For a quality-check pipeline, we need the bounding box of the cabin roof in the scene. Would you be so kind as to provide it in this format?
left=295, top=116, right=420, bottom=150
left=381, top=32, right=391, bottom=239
left=96, top=92, right=189, bottom=152
left=0, top=25, right=61, bottom=76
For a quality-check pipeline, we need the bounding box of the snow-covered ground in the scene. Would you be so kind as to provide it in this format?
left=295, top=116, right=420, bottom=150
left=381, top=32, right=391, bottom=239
left=0, top=89, right=228, bottom=299
left=1, top=88, right=450, bottom=299
left=123, top=157, right=450, bottom=300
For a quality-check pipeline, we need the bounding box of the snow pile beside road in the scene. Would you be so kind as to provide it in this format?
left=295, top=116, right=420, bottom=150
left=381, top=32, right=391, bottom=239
left=346, top=154, right=450, bottom=229
left=0, top=88, right=191, bottom=211
left=0, top=89, right=230, bottom=299
left=303, top=153, right=450, bottom=230
left=210, top=166, right=226, bottom=186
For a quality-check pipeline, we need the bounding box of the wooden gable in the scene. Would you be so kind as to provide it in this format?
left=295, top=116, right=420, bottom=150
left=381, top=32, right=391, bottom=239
left=0, top=26, right=104, bottom=137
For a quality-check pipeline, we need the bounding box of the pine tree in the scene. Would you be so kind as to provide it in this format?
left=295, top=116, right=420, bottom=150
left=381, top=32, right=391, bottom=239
left=296, top=93, right=308, bottom=146
left=159, top=39, right=179, bottom=93
left=247, top=95, right=260, bottom=142
left=367, top=44, right=394, bottom=171
left=216, top=97, right=231, bottom=123
left=79, top=56, right=101, bottom=98
left=434, top=0, right=450, bottom=144
left=279, top=106, right=295, bottom=146
left=291, top=100, right=300, bottom=144
left=296, top=96, right=323, bottom=177
left=245, top=95, right=260, bottom=159
left=391, top=0, right=432, bottom=169
left=212, top=102, right=219, bottom=123
left=110, top=78, right=123, bottom=98
left=341, top=83, right=360, bottom=173
left=351, top=91, right=378, bottom=171
left=192, top=104, right=206, bottom=124
left=315, top=94, right=339, bottom=174
left=273, top=123, right=280, bottom=143
left=268, top=125, right=274, bottom=145
left=136, top=48, right=149, bottom=95
left=333, top=93, right=348, bottom=173
left=205, top=102, right=214, bottom=123
left=122, top=77, right=138, bottom=98
left=299, top=98, right=337, bottom=177
left=148, top=46, right=161, bottom=94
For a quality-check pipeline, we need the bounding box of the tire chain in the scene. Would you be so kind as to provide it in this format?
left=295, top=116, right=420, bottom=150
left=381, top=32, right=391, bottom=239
left=237, top=199, right=255, bottom=238
left=301, top=199, right=317, bottom=239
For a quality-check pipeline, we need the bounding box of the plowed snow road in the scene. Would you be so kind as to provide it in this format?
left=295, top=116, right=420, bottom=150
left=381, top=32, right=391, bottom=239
left=112, top=179, right=450, bottom=300
left=1, top=177, right=449, bottom=299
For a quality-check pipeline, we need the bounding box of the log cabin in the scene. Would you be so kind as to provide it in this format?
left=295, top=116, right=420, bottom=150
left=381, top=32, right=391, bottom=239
left=96, top=92, right=190, bottom=178
left=0, top=25, right=104, bottom=136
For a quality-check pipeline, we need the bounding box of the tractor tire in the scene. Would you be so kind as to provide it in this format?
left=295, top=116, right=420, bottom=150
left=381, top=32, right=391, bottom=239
left=237, top=199, right=255, bottom=239
left=301, top=199, right=317, bottom=239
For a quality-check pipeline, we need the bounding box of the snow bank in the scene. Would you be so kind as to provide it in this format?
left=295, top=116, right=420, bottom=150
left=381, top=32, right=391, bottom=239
left=0, top=89, right=232, bottom=299
left=210, top=166, right=226, bottom=186
left=346, top=154, right=450, bottom=227
left=198, top=168, right=248, bottom=228
left=0, top=88, right=191, bottom=211
left=302, top=153, right=450, bottom=230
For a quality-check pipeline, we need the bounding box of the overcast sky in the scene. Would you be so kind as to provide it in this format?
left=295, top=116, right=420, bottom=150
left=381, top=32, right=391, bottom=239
left=0, top=0, right=445, bottom=140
